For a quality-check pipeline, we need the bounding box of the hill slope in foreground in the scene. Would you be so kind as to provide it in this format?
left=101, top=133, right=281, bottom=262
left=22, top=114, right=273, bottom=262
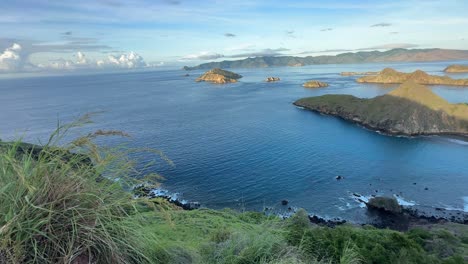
left=357, top=68, right=468, bottom=86
left=1, top=126, right=468, bottom=263
left=183, top=48, right=468, bottom=70
left=294, top=81, right=468, bottom=136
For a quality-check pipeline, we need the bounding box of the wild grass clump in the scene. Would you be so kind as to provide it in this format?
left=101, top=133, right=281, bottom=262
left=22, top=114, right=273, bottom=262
left=284, top=209, right=468, bottom=264
left=0, top=117, right=163, bottom=263
left=200, top=230, right=302, bottom=264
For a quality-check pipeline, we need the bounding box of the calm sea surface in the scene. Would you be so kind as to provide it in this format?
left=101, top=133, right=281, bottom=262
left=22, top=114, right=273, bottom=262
left=1, top=61, right=468, bottom=222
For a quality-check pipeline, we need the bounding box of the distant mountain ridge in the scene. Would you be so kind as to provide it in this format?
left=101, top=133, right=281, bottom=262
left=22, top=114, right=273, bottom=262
left=183, top=48, right=468, bottom=70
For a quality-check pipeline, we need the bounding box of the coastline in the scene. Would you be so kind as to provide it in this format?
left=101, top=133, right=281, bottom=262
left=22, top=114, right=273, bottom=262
left=293, top=101, right=468, bottom=139
left=140, top=185, right=468, bottom=231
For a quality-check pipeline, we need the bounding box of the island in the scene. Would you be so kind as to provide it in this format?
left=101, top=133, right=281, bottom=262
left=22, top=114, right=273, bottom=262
left=357, top=68, right=468, bottom=86
left=294, top=80, right=468, bottom=136
left=444, top=64, right=468, bottom=73
left=183, top=48, right=468, bottom=70
left=195, top=68, right=242, bottom=84
left=303, top=80, right=329, bottom=88
left=340, top=71, right=379, bottom=76
left=265, top=77, right=280, bottom=82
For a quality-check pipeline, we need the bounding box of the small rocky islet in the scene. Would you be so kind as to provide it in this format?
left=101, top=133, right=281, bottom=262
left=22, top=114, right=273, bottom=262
left=302, top=80, right=329, bottom=88
left=265, top=76, right=280, bottom=82
left=357, top=67, right=468, bottom=86
left=195, top=68, right=242, bottom=84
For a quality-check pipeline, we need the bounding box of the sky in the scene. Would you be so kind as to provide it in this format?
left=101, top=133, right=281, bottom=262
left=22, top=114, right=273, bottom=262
left=1, top=0, right=468, bottom=74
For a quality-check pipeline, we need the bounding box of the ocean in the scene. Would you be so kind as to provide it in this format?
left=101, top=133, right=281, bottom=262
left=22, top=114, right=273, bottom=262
left=1, top=60, right=468, bottom=222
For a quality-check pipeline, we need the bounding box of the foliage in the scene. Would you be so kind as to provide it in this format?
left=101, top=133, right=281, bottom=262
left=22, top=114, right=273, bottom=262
left=0, top=116, right=163, bottom=263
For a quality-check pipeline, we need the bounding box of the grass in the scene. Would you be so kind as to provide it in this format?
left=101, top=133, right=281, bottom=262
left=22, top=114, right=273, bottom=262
left=0, top=117, right=164, bottom=263
left=1, top=117, right=467, bottom=263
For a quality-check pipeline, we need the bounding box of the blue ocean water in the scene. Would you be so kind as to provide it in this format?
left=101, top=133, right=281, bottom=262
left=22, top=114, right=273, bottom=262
left=1, top=61, right=468, bottom=222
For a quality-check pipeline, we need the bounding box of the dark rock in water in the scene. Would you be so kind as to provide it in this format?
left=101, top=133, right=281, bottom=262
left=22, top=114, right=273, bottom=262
left=308, top=215, right=346, bottom=227
left=366, top=196, right=402, bottom=214
left=184, top=73, right=190, bottom=77
left=413, top=182, right=417, bottom=185
left=281, top=200, right=289, bottom=206
left=335, top=175, right=344, bottom=180
left=424, top=187, right=429, bottom=190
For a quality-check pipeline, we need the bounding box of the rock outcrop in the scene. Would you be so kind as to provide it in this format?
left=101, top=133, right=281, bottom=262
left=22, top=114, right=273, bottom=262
left=357, top=68, right=468, bottom=86
left=303, top=80, right=329, bottom=88
left=195, top=68, right=242, bottom=84
left=366, top=197, right=402, bottom=214
left=294, top=81, right=468, bottom=136
left=265, top=77, right=280, bottom=82
left=444, top=64, right=468, bottom=73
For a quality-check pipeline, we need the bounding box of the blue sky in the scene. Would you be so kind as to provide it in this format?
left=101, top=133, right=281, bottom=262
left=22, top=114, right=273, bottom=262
left=1, top=0, right=468, bottom=73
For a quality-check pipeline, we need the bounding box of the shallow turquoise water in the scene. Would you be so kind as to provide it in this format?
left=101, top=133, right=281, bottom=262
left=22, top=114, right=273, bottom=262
left=1, top=61, right=468, bottom=222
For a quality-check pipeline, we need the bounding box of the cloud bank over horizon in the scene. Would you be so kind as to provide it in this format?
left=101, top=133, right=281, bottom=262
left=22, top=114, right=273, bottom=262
left=0, top=43, right=152, bottom=73
left=2, top=0, right=468, bottom=74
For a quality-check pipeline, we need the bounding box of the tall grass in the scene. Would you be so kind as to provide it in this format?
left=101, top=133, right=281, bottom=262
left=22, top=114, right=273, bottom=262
left=0, top=116, right=162, bottom=263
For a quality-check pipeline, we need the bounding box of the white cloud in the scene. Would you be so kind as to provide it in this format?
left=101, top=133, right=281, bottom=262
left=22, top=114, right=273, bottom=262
left=181, top=51, right=224, bottom=61
left=38, top=51, right=149, bottom=70
left=75, top=51, right=89, bottom=65
left=106, top=51, right=147, bottom=68
left=38, top=59, right=75, bottom=70
left=0, top=43, right=23, bottom=72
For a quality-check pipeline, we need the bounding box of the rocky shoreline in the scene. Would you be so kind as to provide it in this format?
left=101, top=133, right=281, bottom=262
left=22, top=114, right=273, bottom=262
left=294, top=102, right=468, bottom=138
left=136, top=185, right=467, bottom=231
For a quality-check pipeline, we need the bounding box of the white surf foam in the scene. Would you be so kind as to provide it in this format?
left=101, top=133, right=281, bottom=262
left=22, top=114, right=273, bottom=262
left=393, top=194, right=417, bottom=206
left=464, top=197, right=468, bottom=212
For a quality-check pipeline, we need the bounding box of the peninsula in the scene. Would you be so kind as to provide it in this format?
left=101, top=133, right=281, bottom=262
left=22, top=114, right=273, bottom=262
left=294, top=81, right=468, bottom=136
left=357, top=68, right=468, bottom=86
left=183, top=48, right=468, bottom=70
left=195, top=68, right=242, bottom=84
left=444, top=64, right=468, bottom=73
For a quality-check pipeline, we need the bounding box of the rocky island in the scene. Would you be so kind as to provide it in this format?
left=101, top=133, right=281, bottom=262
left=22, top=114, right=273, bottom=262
left=265, top=77, right=280, bottom=82
left=303, top=80, right=329, bottom=88
left=195, top=68, right=242, bottom=84
left=294, top=80, right=468, bottom=136
left=444, top=64, right=468, bottom=73
left=357, top=68, right=468, bottom=86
